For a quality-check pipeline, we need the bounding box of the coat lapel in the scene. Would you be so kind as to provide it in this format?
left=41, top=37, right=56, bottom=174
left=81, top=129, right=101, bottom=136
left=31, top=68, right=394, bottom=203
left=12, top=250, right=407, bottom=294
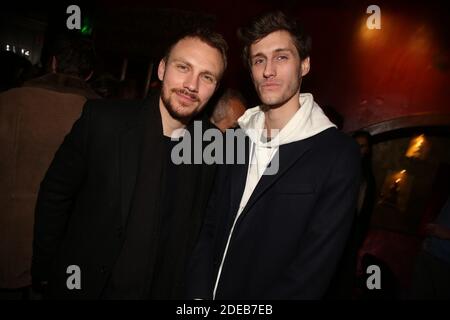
left=235, top=138, right=314, bottom=224
left=119, top=94, right=164, bottom=227
left=229, top=136, right=251, bottom=219
left=119, top=124, right=144, bottom=227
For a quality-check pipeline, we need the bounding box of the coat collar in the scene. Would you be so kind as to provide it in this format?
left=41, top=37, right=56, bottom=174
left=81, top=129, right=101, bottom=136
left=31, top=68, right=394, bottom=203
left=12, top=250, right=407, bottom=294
left=230, top=136, right=315, bottom=226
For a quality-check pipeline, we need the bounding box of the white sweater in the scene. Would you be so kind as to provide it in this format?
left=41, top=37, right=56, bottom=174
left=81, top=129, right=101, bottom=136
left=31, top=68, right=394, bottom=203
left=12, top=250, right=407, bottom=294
left=213, top=93, right=336, bottom=299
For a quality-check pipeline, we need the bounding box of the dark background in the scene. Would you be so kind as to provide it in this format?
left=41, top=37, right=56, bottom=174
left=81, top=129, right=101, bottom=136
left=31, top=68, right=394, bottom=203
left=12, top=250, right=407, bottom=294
left=2, top=0, right=449, bottom=132
left=1, top=0, right=450, bottom=298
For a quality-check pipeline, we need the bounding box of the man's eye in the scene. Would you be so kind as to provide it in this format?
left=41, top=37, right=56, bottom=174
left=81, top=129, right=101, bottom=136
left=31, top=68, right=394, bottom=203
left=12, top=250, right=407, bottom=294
left=177, top=64, right=188, bottom=71
left=202, top=74, right=216, bottom=84
left=276, top=55, right=288, bottom=61
left=253, top=58, right=264, bottom=65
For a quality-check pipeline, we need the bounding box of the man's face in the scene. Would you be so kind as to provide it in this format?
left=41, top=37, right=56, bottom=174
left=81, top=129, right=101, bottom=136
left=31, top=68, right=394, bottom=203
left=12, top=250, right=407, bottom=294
left=249, top=30, right=309, bottom=108
left=158, top=37, right=224, bottom=121
left=214, top=99, right=246, bottom=132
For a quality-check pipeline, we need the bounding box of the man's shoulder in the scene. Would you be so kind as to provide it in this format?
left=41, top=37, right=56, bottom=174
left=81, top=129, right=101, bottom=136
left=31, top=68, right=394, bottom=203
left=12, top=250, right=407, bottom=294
left=84, top=98, right=149, bottom=123
left=24, top=73, right=99, bottom=99
left=315, top=127, right=357, bottom=146
left=0, top=87, right=24, bottom=100
left=311, top=127, right=360, bottom=158
left=85, top=98, right=145, bottom=113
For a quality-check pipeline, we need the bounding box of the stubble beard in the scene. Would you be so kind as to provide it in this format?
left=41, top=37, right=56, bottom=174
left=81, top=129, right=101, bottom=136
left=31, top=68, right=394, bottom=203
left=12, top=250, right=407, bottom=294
left=161, top=87, right=201, bottom=122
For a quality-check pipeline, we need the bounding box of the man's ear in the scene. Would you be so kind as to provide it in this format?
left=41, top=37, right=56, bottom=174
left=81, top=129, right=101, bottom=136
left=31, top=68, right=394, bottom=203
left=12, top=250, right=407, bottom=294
left=213, top=80, right=222, bottom=93
left=157, top=58, right=166, bottom=81
left=51, top=56, right=57, bottom=73
left=301, top=57, right=310, bottom=77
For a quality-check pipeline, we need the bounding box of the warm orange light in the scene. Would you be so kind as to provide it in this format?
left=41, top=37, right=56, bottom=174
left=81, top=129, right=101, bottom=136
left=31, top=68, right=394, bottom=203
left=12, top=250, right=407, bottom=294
left=408, top=25, right=432, bottom=55
left=392, top=169, right=407, bottom=186
left=406, top=134, right=426, bottom=158
left=358, top=17, right=382, bottom=42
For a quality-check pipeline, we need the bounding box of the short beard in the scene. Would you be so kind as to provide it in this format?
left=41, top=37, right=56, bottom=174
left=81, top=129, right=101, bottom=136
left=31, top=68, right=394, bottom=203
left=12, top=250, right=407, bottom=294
left=161, top=88, right=200, bottom=123
left=260, top=101, right=284, bottom=112
left=258, top=78, right=302, bottom=112
left=259, top=95, right=295, bottom=112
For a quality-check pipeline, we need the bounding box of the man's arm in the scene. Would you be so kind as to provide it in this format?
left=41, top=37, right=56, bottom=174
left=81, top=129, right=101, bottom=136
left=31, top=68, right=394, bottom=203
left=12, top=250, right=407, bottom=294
left=264, top=141, right=361, bottom=299
left=31, top=102, right=92, bottom=284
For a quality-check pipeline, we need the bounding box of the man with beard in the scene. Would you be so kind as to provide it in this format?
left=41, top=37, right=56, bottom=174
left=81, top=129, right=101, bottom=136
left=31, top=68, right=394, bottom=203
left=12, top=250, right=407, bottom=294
left=187, top=12, right=360, bottom=299
left=32, top=29, right=228, bottom=299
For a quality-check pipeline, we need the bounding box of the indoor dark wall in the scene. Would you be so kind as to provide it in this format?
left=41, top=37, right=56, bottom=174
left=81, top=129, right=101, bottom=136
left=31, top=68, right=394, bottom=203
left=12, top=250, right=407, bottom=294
left=8, top=0, right=448, bottom=132
left=151, top=0, right=450, bottom=132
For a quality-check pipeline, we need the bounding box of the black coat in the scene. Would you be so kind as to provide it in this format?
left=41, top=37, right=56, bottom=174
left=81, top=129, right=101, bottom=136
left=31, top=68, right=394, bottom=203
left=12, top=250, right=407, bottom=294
left=32, top=92, right=217, bottom=299
left=187, top=127, right=361, bottom=299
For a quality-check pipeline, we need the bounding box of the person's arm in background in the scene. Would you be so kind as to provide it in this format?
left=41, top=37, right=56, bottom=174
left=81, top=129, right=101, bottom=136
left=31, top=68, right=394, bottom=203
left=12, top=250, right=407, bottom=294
left=31, top=101, right=92, bottom=292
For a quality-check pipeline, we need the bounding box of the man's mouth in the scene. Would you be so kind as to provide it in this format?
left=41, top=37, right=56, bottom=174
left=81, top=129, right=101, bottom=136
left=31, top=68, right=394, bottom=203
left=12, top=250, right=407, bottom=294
left=173, top=89, right=199, bottom=102
left=261, top=82, right=281, bottom=90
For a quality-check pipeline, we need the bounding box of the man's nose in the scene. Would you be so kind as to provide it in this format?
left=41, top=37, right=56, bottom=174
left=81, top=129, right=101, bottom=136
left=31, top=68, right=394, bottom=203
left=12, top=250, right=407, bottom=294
left=263, top=60, right=276, bottom=78
left=183, top=73, right=199, bottom=92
